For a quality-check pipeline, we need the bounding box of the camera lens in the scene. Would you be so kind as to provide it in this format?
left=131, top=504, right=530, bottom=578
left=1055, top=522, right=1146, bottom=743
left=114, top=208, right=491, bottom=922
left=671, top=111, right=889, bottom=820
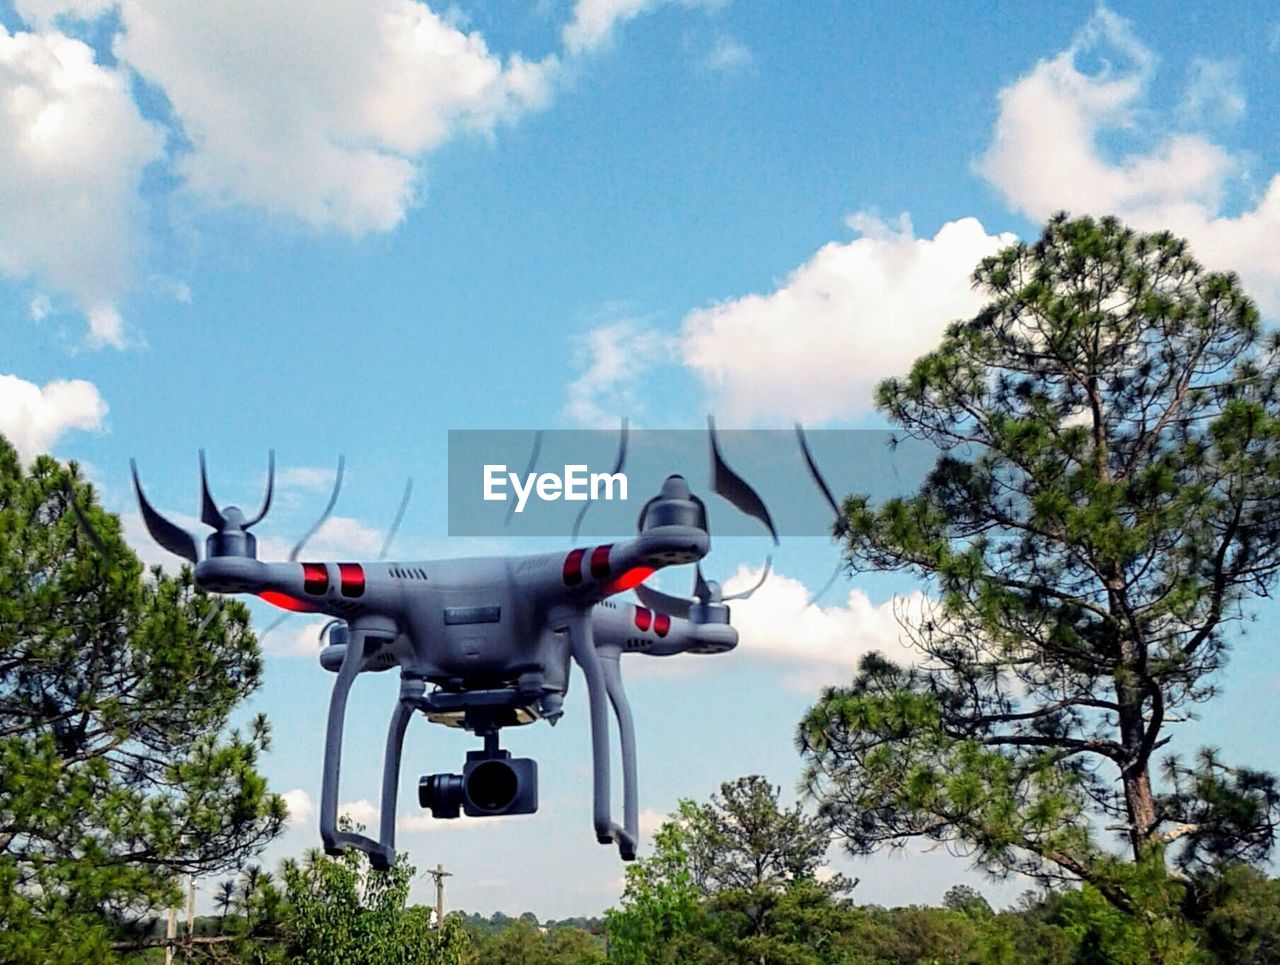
left=418, top=773, right=463, bottom=818
left=465, top=760, right=519, bottom=813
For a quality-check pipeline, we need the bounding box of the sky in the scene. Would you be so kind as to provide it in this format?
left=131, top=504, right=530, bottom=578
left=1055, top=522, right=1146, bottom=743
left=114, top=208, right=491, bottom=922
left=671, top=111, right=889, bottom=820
left=3, top=0, right=1280, bottom=919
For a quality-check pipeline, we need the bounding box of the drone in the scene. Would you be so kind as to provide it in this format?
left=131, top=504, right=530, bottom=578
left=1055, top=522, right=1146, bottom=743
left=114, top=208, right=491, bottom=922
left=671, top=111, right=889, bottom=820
left=130, top=423, right=776, bottom=869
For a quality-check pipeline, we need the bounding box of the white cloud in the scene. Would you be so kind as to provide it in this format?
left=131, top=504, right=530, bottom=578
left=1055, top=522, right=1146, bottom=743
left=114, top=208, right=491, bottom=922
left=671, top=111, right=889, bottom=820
left=261, top=617, right=331, bottom=659
left=703, top=36, right=750, bottom=74
left=250, top=514, right=386, bottom=563
left=680, top=214, right=1014, bottom=424
left=975, top=7, right=1280, bottom=316
left=29, top=294, right=51, bottom=322
left=113, top=0, right=558, bottom=235
left=5, top=0, right=720, bottom=338
left=0, top=25, right=163, bottom=346
left=1179, top=58, right=1244, bottom=126
left=278, top=466, right=344, bottom=491
left=281, top=788, right=315, bottom=828
left=0, top=373, right=108, bottom=460
left=398, top=811, right=538, bottom=833
left=637, top=807, right=665, bottom=838
left=722, top=564, right=927, bottom=691
left=564, top=319, right=677, bottom=426
left=13, top=0, right=114, bottom=28
left=563, top=0, right=656, bottom=54
left=563, top=0, right=722, bottom=55
left=339, top=798, right=379, bottom=828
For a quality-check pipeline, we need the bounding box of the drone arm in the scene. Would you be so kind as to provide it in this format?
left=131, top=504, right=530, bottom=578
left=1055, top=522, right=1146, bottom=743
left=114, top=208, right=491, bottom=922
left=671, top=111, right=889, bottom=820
left=600, top=653, right=638, bottom=859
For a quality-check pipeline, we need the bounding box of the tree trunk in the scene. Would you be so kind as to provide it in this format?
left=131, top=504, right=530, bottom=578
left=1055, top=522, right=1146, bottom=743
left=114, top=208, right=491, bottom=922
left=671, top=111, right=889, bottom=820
left=1117, top=649, right=1158, bottom=857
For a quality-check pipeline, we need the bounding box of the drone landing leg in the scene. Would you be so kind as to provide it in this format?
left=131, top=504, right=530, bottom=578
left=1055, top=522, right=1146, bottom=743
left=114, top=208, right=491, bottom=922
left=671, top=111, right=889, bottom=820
left=319, top=620, right=398, bottom=864
left=562, top=609, right=625, bottom=853
left=372, top=684, right=419, bottom=871
left=601, top=654, right=638, bottom=860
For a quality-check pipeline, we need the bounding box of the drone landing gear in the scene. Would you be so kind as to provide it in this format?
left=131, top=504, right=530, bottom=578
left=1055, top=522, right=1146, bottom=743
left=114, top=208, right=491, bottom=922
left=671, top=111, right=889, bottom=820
left=561, top=608, right=639, bottom=861
left=319, top=619, right=408, bottom=871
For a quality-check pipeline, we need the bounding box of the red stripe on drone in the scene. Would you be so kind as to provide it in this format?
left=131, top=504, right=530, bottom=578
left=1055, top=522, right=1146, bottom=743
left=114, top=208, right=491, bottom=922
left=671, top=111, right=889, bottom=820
left=302, top=562, right=328, bottom=595
left=258, top=590, right=319, bottom=613
left=563, top=548, right=586, bottom=586
left=590, top=544, right=612, bottom=579
left=654, top=613, right=671, bottom=637
left=603, top=566, right=654, bottom=595
left=338, top=563, right=365, bottom=598
left=634, top=606, right=652, bottom=631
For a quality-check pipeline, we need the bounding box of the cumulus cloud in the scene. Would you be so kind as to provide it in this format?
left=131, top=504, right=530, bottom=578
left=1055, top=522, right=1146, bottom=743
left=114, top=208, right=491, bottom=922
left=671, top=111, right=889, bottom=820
left=0, top=373, right=108, bottom=460
left=261, top=617, right=331, bottom=659
left=1179, top=58, right=1245, bottom=126
left=339, top=799, right=379, bottom=828
left=281, top=788, right=315, bottom=828
left=975, top=6, right=1280, bottom=316
left=564, top=320, right=677, bottom=426
left=722, top=564, right=927, bottom=691
left=563, top=0, right=723, bottom=55
left=398, top=811, right=538, bottom=833
left=13, top=0, right=114, bottom=28
left=5, top=1, right=721, bottom=337
left=0, top=25, right=163, bottom=346
left=310, top=516, right=387, bottom=557
left=680, top=214, right=1014, bottom=424
left=112, top=0, right=557, bottom=235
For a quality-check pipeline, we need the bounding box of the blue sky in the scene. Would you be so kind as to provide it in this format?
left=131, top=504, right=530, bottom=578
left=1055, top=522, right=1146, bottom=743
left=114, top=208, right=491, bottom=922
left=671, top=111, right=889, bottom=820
left=3, top=0, right=1279, bottom=918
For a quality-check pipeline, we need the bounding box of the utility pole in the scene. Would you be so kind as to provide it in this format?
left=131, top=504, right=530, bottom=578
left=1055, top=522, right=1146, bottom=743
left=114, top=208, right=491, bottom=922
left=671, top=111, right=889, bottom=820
left=164, top=905, right=176, bottom=965
left=425, top=864, right=451, bottom=927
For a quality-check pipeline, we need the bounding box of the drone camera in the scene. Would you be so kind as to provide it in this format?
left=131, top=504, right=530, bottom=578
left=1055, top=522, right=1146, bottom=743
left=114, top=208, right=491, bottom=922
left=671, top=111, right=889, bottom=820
left=418, top=750, right=537, bottom=819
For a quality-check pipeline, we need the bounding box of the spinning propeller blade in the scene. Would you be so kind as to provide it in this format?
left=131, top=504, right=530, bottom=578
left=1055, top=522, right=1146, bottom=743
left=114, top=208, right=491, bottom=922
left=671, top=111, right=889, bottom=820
left=805, top=564, right=844, bottom=610
left=572, top=418, right=628, bottom=542
left=795, top=424, right=845, bottom=527
left=720, top=556, right=772, bottom=602
left=635, top=420, right=777, bottom=618
left=199, top=448, right=276, bottom=530
left=243, top=450, right=275, bottom=528
left=289, top=455, right=344, bottom=561
left=64, top=482, right=109, bottom=559
left=708, top=416, right=778, bottom=544
left=379, top=478, right=413, bottom=560
left=130, top=459, right=199, bottom=563
left=199, top=450, right=226, bottom=530
left=693, top=563, right=711, bottom=602
left=258, top=610, right=290, bottom=640
left=633, top=582, right=695, bottom=619
left=505, top=431, right=542, bottom=528
left=795, top=423, right=851, bottom=610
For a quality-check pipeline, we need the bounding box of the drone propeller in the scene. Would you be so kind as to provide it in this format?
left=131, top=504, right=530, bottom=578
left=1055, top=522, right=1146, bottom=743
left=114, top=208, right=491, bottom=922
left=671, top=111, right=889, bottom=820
left=131, top=451, right=275, bottom=563
left=379, top=477, right=414, bottom=561
left=795, top=424, right=851, bottom=609
left=709, top=416, right=778, bottom=545
left=572, top=418, right=628, bottom=542
left=64, top=479, right=110, bottom=560
left=633, top=421, right=777, bottom=619
left=261, top=469, right=408, bottom=643
left=288, top=455, right=344, bottom=561
left=504, top=431, right=542, bottom=528
left=635, top=556, right=772, bottom=620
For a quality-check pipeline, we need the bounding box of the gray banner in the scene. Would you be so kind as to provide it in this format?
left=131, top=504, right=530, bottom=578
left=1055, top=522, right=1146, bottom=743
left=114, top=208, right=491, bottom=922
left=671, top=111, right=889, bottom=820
left=448, top=429, right=939, bottom=537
